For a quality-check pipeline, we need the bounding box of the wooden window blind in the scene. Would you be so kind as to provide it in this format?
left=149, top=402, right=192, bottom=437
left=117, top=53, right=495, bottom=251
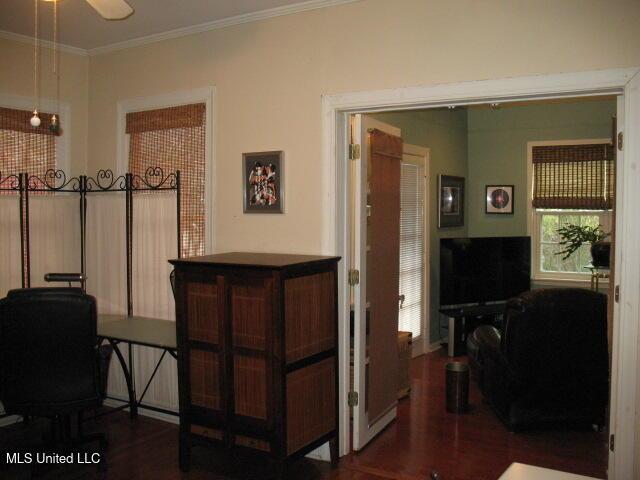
left=126, top=103, right=206, bottom=257
left=0, top=106, right=58, bottom=193
left=398, top=161, right=424, bottom=340
left=532, top=143, right=615, bottom=210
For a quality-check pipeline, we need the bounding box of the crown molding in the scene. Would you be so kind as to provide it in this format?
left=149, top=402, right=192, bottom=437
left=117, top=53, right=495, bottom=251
left=87, top=0, right=361, bottom=56
left=0, top=30, right=89, bottom=56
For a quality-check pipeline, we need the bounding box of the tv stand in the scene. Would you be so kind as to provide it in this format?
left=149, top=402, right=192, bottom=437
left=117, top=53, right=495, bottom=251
left=439, top=303, right=506, bottom=357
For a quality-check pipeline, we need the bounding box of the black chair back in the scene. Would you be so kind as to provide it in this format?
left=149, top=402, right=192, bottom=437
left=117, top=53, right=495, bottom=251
left=0, top=288, right=101, bottom=416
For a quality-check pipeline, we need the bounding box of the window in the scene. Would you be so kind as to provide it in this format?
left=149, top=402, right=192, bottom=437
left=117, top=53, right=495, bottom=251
left=126, top=103, right=206, bottom=257
left=536, top=209, right=611, bottom=276
left=530, top=140, right=614, bottom=281
left=0, top=106, right=58, bottom=189
left=398, top=160, right=425, bottom=340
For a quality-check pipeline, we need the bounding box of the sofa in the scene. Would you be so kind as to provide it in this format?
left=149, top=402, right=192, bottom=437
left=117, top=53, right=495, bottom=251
left=469, top=288, right=609, bottom=431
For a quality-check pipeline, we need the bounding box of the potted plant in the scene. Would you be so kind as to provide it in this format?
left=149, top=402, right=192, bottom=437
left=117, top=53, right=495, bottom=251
left=556, top=223, right=611, bottom=268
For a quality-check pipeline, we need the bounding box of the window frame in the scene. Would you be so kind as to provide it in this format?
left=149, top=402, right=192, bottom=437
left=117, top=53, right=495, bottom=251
left=117, top=88, right=215, bottom=253
left=527, top=138, right=612, bottom=285
left=1, top=93, right=71, bottom=174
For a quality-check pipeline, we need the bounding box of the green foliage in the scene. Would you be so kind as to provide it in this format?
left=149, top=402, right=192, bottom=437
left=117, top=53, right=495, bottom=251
left=556, top=223, right=609, bottom=260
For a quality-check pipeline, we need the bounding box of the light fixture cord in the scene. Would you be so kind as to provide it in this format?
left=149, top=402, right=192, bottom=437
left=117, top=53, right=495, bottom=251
left=33, top=0, right=39, bottom=112
left=53, top=0, right=60, bottom=115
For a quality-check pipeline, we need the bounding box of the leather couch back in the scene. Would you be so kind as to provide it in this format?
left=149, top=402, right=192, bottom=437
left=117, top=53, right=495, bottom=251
left=502, top=288, right=608, bottom=400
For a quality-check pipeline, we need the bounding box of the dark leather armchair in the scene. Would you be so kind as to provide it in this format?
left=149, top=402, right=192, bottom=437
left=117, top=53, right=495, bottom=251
left=472, top=288, right=608, bottom=431
left=0, top=288, right=106, bottom=469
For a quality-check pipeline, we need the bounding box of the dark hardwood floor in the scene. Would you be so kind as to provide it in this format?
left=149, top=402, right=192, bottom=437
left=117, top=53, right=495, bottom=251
left=0, top=348, right=608, bottom=480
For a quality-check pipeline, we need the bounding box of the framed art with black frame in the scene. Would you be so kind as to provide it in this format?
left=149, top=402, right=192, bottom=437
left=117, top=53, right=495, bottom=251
left=438, top=175, right=465, bottom=228
left=243, top=151, right=284, bottom=214
left=485, top=185, right=514, bottom=214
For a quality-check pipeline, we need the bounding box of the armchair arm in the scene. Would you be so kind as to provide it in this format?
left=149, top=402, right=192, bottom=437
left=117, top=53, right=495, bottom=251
left=474, top=325, right=507, bottom=367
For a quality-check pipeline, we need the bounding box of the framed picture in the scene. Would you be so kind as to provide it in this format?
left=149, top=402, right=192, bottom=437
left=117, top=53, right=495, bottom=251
left=438, top=175, right=465, bottom=228
left=243, top=151, right=284, bottom=214
left=485, top=185, right=514, bottom=214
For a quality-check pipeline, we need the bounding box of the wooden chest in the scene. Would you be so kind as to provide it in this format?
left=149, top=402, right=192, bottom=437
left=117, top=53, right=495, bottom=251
left=169, top=252, right=340, bottom=475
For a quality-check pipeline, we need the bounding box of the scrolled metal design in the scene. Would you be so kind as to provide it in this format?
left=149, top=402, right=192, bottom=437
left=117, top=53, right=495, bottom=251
left=86, top=169, right=127, bottom=191
left=131, top=166, right=178, bottom=190
left=0, top=173, right=21, bottom=190
left=27, top=169, right=81, bottom=191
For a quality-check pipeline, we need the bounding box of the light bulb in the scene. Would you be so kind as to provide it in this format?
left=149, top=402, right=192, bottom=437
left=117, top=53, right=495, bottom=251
left=30, top=110, right=41, bottom=128
left=49, top=114, right=60, bottom=134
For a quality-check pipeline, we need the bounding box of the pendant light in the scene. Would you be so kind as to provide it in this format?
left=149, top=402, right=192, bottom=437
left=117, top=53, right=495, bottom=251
left=30, top=0, right=41, bottom=128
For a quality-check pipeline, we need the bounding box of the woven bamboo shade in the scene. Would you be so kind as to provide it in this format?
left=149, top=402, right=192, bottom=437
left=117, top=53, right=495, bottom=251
left=532, top=143, right=615, bottom=210
left=127, top=103, right=206, bottom=257
left=0, top=107, right=57, bottom=193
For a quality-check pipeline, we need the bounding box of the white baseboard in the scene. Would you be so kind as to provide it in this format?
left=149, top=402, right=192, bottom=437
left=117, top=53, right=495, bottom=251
left=428, top=341, right=443, bottom=353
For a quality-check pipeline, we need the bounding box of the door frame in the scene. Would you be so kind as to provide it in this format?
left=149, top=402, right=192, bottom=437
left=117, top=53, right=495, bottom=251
left=322, top=67, right=640, bottom=478
left=401, top=143, right=430, bottom=357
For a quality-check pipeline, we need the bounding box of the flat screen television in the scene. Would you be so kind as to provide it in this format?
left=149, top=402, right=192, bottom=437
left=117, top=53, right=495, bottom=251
left=439, top=236, right=531, bottom=307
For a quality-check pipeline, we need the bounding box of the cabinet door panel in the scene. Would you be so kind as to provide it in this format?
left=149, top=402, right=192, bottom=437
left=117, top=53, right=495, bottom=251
left=233, top=355, right=267, bottom=420
left=190, top=350, right=221, bottom=410
left=185, top=279, right=220, bottom=344
left=230, top=279, right=273, bottom=352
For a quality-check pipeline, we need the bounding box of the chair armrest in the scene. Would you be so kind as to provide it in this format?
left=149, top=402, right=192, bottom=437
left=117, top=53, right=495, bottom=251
left=474, top=325, right=507, bottom=366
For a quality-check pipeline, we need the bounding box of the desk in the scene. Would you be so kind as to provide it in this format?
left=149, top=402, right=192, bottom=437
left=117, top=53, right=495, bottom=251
left=499, top=463, right=601, bottom=480
left=97, top=314, right=177, bottom=418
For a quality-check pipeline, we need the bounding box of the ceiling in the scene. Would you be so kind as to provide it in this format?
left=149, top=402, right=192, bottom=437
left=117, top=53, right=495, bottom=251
left=0, top=0, right=332, bottom=51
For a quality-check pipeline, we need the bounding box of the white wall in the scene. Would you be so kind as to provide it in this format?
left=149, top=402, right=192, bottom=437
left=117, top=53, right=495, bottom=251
left=85, top=0, right=640, bottom=255
left=0, top=39, right=89, bottom=175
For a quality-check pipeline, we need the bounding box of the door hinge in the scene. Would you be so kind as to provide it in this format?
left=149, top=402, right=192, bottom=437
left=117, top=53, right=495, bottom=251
left=618, top=132, right=623, bottom=151
left=349, top=143, right=361, bottom=160
left=615, top=285, right=620, bottom=303
left=610, top=434, right=615, bottom=452
left=348, top=269, right=360, bottom=286
left=348, top=391, right=359, bottom=407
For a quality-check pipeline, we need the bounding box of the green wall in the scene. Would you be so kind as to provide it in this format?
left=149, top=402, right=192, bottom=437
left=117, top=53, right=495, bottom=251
left=371, top=109, right=468, bottom=345
left=467, top=99, right=616, bottom=237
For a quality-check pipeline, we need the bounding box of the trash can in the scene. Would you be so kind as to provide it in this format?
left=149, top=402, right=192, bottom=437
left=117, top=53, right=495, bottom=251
left=445, top=362, right=469, bottom=414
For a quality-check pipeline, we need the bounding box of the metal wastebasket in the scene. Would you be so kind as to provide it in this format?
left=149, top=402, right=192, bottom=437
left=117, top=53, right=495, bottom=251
left=445, top=362, right=469, bottom=413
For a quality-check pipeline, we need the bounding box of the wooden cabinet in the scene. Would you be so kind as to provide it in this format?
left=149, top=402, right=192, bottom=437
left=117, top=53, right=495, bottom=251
left=169, top=252, right=340, bottom=475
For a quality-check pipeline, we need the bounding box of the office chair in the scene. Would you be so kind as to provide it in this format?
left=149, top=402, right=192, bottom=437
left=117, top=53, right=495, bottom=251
left=0, top=288, right=107, bottom=472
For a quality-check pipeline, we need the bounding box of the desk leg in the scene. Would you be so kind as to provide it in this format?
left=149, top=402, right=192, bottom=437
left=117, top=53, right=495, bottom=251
left=109, top=340, right=138, bottom=419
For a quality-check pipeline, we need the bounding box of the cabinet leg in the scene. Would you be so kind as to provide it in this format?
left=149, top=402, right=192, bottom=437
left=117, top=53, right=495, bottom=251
left=329, top=436, right=339, bottom=468
left=179, top=435, right=191, bottom=472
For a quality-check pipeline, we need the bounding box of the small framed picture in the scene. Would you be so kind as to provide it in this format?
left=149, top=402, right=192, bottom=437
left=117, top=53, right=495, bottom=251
left=438, top=175, right=465, bottom=228
left=243, top=151, right=284, bottom=214
left=485, top=185, right=514, bottom=214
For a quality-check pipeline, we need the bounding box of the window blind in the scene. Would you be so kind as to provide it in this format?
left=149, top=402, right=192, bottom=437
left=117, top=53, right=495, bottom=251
left=398, top=162, right=424, bottom=340
left=126, top=103, right=206, bottom=257
left=0, top=106, right=58, bottom=192
left=532, top=143, right=615, bottom=210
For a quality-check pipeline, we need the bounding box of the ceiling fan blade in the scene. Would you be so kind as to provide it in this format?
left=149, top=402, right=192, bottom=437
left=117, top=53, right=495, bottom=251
left=86, top=0, right=134, bottom=20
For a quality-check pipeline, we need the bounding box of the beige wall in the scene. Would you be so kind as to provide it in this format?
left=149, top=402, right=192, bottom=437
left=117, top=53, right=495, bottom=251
left=85, top=0, right=640, bottom=254
left=0, top=39, right=89, bottom=175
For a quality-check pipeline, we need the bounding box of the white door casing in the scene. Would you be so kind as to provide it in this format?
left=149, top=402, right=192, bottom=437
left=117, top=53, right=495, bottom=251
left=324, top=68, right=640, bottom=475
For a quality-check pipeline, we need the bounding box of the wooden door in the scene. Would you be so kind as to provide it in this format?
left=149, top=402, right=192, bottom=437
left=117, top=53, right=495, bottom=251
left=351, top=114, right=402, bottom=450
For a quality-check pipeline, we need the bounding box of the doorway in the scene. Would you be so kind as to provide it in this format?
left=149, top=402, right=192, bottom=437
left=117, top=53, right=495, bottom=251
left=326, top=68, right=640, bottom=479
